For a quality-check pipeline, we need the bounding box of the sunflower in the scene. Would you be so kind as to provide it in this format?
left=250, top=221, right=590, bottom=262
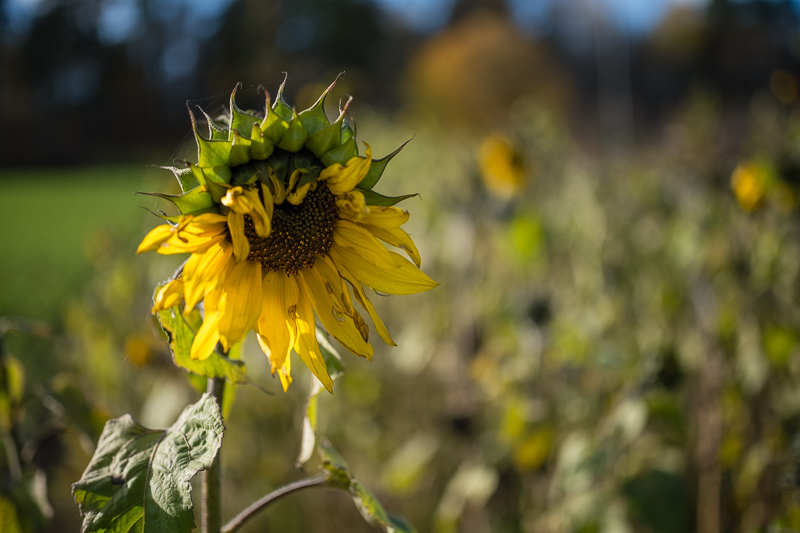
left=137, top=79, right=437, bottom=392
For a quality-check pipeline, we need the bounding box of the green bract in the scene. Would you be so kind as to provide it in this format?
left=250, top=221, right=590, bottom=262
left=154, top=76, right=412, bottom=219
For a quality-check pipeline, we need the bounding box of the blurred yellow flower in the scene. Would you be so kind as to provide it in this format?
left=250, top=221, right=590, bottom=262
left=730, top=162, right=768, bottom=212
left=138, top=81, right=437, bottom=392
left=478, top=133, right=525, bottom=199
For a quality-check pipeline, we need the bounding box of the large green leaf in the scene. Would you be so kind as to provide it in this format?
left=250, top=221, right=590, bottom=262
left=320, top=441, right=416, bottom=533
left=72, top=394, right=225, bottom=533
left=157, top=306, right=248, bottom=385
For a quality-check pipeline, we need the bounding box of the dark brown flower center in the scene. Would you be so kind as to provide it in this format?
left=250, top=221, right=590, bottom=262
left=244, top=184, right=338, bottom=275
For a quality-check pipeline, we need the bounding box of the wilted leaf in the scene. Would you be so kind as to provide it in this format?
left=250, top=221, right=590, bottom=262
left=72, top=394, right=224, bottom=533
left=320, top=441, right=416, bottom=533
left=296, top=332, right=345, bottom=469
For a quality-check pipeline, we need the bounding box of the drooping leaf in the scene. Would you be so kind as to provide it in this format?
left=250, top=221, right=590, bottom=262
left=357, top=188, right=418, bottom=207
left=72, top=394, right=225, bottom=533
left=320, top=441, right=416, bottom=533
left=157, top=306, right=248, bottom=385
left=297, top=332, right=345, bottom=469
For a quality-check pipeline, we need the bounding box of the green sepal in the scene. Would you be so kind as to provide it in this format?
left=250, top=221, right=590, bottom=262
left=358, top=139, right=411, bottom=190
left=157, top=166, right=198, bottom=193
left=305, top=120, right=344, bottom=158
left=291, top=150, right=323, bottom=189
left=189, top=164, right=228, bottom=204
left=320, top=137, right=358, bottom=167
left=261, top=104, right=290, bottom=144
left=341, top=117, right=355, bottom=144
left=136, top=186, right=216, bottom=216
left=140, top=207, right=182, bottom=224
left=229, top=129, right=252, bottom=167
left=229, top=85, right=261, bottom=139
left=272, top=76, right=295, bottom=123
left=231, top=160, right=271, bottom=186
left=199, top=108, right=228, bottom=141
left=156, top=305, right=248, bottom=384
left=72, top=394, right=225, bottom=533
left=268, top=148, right=290, bottom=184
left=320, top=441, right=417, bottom=533
left=357, top=188, right=418, bottom=207
left=277, top=108, right=308, bottom=152
left=190, top=107, right=232, bottom=168
left=249, top=123, right=274, bottom=160
left=298, top=78, right=338, bottom=136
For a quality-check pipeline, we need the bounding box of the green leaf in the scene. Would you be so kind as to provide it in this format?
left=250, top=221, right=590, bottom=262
left=320, top=441, right=416, bottom=533
left=356, top=188, right=418, bottom=207
left=297, top=332, right=345, bottom=469
left=358, top=139, right=411, bottom=191
left=72, top=394, right=225, bottom=533
left=157, top=306, right=248, bottom=385
left=320, top=137, right=358, bottom=167
left=136, top=186, right=216, bottom=216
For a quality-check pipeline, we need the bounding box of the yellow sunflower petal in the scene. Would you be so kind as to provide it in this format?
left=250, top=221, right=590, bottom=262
left=335, top=190, right=368, bottom=220
left=191, top=288, right=222, bottom=361
left=257, top=270, right=299, bottom=377
left=333, top=219, right=395, bottom=268
left=330, top=245, right=438, bottom=296
left=313, top=254, right=355, bottom=317
left=335, top=260, right=396, bottom=346
left=353, top=205, right=409, bottom=229
left=227, top=211, right=250, bottom=262
left=183, top=241, right=235, bottom=312
left=360, top=223, right=422, bottom=267
left=155, top=213, right=229, bottom=255
left=137, top=224, right=176, bottom=254
left=223, top=186, right=272, bottom=238
left=257, top=334, right=292, bottom=391
left=216, top=260, right=262, bottom=351
left=294, top=281, right=333, bottom=393
left=320, top=144, right=372, bottom=196
left=151, top=278, right=185, bottom=313
left=266, top=168, right=286, bottom=205
left=300, top=268, right=373, bottom=359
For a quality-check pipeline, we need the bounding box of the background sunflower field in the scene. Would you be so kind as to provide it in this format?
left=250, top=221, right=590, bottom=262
left=3, top=0, right=800, bottom=531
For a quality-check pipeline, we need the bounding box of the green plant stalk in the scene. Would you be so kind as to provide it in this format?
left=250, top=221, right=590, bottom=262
left=202, top=377, right=225, bottom=533
left=222, top=471, right=331, bottom=533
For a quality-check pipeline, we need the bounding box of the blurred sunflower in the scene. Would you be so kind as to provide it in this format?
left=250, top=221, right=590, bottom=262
left=138, top=79, right=437, bottom=392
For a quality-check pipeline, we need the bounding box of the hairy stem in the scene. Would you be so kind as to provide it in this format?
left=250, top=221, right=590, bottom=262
left=222, top=472, right=331, bottom=533
left=202, top=377, right=225, bottom=533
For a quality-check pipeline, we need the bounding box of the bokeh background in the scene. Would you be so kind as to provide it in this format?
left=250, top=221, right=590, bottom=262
left=3, top=0, right=800, bottom=531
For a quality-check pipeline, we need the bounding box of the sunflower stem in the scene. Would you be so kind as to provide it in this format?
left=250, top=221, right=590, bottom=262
left=202, top=377, right=225, bottom=533
left=221, top=471, right=331, bottom=533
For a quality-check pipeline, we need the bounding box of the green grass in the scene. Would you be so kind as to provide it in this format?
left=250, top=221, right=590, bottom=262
left=0, top=166, right=156, bottom=321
